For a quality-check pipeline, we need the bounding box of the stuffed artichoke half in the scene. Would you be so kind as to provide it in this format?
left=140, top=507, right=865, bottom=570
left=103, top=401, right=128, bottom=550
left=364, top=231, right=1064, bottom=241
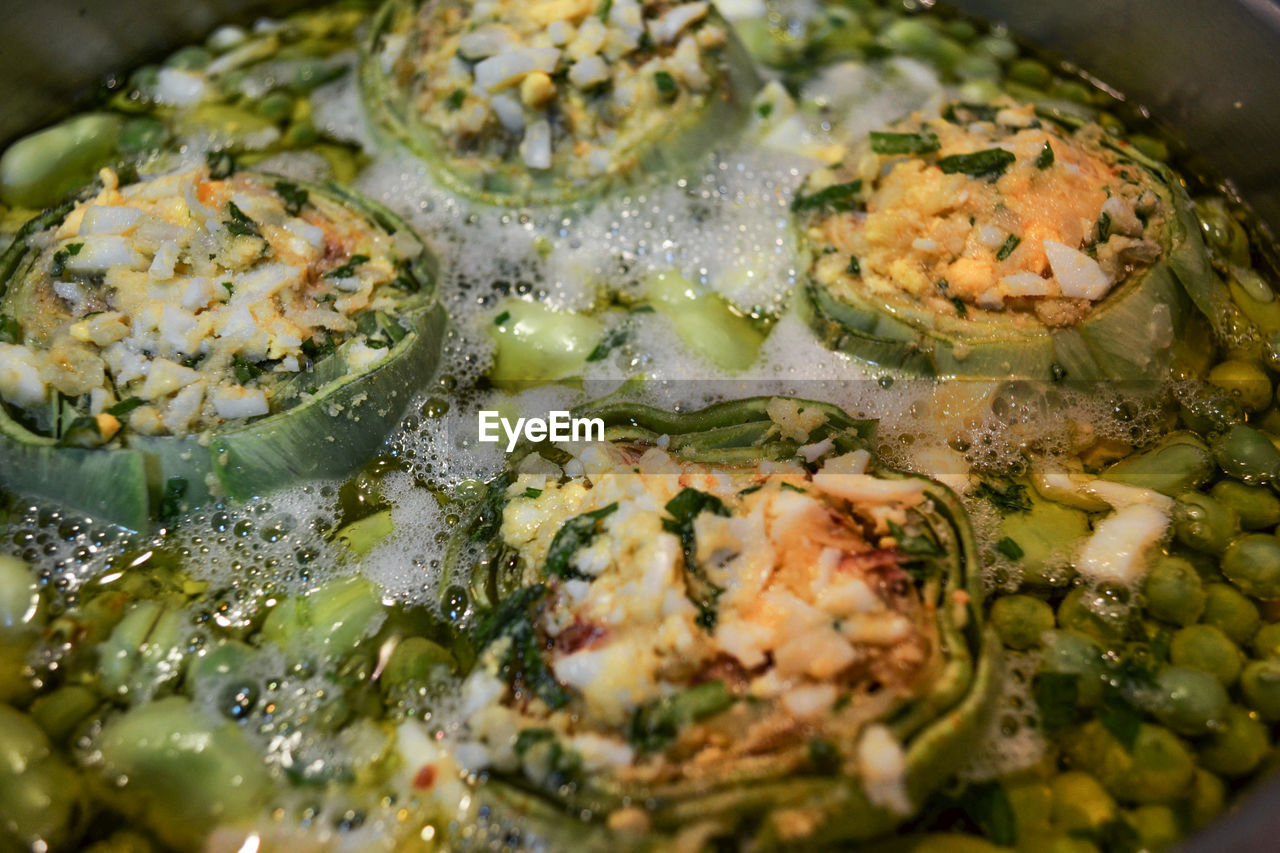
left=361, top=0, right=761, bottom=206
left=441, top=397, right=995, bottom=849
left=0, top=165, right=445, bottom=529
left=798, top=100, right=1215, bottom=379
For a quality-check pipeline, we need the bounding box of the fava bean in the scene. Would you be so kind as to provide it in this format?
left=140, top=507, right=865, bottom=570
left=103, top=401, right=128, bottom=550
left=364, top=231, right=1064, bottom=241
left=1102, top=433, right=1213, bottom=496
left=0, top=705, right=84, bottom=850
left=1198, top=704, right=1271, bottom=777
left=1201, top=582, right=1261, bottom=645
left=29, top=685, right=100, bottom=744
left=1185, top=768, right=1227, bottom=830
left=1041, top=629, right=1106, bottom=706
left=0, top=555, right=39, bottom=634
left=260, top=574, right=385, bottom=663
left=1196, top=197, right=1252, bottom=267
left=647, top=272, right=765, bottom=372
left=1209, top=359, right=1273, bottom=412
left=1240, top=659, right=1280, bottom=721
left=1220, top=533, right=1280, bottom=598
left=381, top=636, right=455, bottom=686
left=1050, top=771, right=1115, bottom=832
left=117, top=117, right=170, bottom=154
left=1211, top=480, right=1280, bottom=529
left=991, top=595, right=1054, bottom=650
left=0, top=113, right=122, bottom=208
left=1169, top=624, right=1243, bottom=686
left=1007, top=58, right=1052, bottom=89
left=1173, top=492, right=1240, bottom=554
left=1212, top=425, right=1280, bottom=485
left=487, top=298, right=604, bottom=386
left=1142, top=556, right=1205, bottom=626
left=1125, top=805, right=1180, bottom=851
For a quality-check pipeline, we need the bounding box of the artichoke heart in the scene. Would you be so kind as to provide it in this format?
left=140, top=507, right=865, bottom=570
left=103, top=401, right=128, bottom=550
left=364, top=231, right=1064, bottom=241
left=360, top=0, right=761, bottom=206
left=798, top=100, right=1211, bottom=379
left=443, top=397, right=995, bottom=848
left=0, top=165, right=445, bottom=528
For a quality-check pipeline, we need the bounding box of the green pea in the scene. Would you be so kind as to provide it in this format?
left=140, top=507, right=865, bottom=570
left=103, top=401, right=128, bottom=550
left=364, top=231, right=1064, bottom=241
left=1057, top=586, right=1132, bottom=643
left=1213, top=424, right=1280, bottom=485
left=1252, top=622, right=1280, bottom=658
left=381, top=636, right=455, bottom=686
left=1169, top=623, right=1243, bottom=685
left=29, top=684, right=100, bottom=744
left=1149, top=665, right=1229, bottom=734
left=1173, top=492, right=1240, bottom=554
left=1041, top=629, right=1106, bottom=706
left=1201, top=582, right=1261, bottom=645
left=991, top=595, right=1054, bottom=650
left=1124, top=805, right=1180, bottom=851
left=1195, top=198, right=1252, bottom=267
left=1007, top=58, right=1052, bottom=89
left=1063, top=721, right=1195, bottom=804
left=0, top=554, right=39, bottom=634
left=1209, top=359, right=1273, bottom=412
left=1198, top=704, right=1271, bottom=777
left=1103, top=434, right=1213, bottom=497
left=0, top=112, right=123, bottom=208
left=1185, top=768, right=1227, bottom=830
left=1142, top=556, right=1205, bottom=626
left=1211, top=480, right=1280, bottom=529
left=117, top=117, right=170, bottom=155
left=1240, top=659, right=1280, bottom=721
left=1050, top=771, right=1116, bottom=832
left=255, top=92, right=295, bottom=122
left=1220, top=533, right=1280, bottom=598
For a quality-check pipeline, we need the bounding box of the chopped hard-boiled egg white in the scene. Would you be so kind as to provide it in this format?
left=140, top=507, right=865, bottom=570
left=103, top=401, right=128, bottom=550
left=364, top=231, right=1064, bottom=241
left=0, top=166, right=414, bottom=442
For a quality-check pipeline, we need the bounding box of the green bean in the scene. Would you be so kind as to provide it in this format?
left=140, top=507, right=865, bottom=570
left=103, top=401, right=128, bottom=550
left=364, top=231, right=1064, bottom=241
left=1172, top=492, right=1240, bottom=554
left=97, top=697, right=273, bottom=848
left=1197, top=704, right=1271, bottom=777
left=1169, top=624, right=1243, bottom=685
left=1209, top=359, right=1273, bottom=412
left=1124, top=805, right=1180, bottom=851
left=1201, top=582, right=1261, bottom=645
left=1220, top=533, right=1280, bottom=598
left=1240, top=659, right=1280, bottom=721
left=991, top=594, right=1054, bottom=649
left=1063, top=720, right=1195, bottom=804
left=1041, top=629, right=1106, bottom=706
left=1142, top=556, right=1205, bottom=626
left=1049, top=771, right=1116, bottom=832
left=1211, top=480, right=1280, bottom=529
left=29, top=685, right=100, bottom=744
left=0, top=555, right=38, bottom=634
left=0, top=112, right=122, bottom=208
left=1212, top=424, right=1280, bottom=485
left=1102, top=434, right=1213, bottom=497
left=1149, top=665, right=1229, bottom=734
left=1252, top=622, right=1280, bottom=658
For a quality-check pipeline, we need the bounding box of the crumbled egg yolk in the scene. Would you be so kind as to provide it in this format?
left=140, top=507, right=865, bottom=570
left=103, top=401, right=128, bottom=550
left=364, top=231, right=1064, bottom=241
left=467, top=441, right=939, bottom=790
left=0, top=167, right=413, bottom=441
left=393, top=0, right=727, bottom=178
left=806, top=102, right=1165, bottom=326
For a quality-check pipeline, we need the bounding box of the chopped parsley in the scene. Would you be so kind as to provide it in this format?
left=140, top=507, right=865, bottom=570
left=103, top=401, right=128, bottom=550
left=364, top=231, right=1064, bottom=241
left=545, top=503, right=619, bottom=579
left=937, top=148, right=1016, bottom=179
left=49, top=242, right=84, bottom=277
left=996, top=234, right=1022, bottom=261
left=159, top=477, right=189, bottom=521
left=791, top=180, right=863, bottom=213
left=1096, top=211, right=1112, bottom=242
left=995, top=537, right=1024, bottom=560
left=326, top=254, right=370, bottom=279
left=663, top=488, right=730, bottom=628
left=869, top=130, right=941, bottom=155
left=445, top=88, right=466, bottom=111
left=206, top=149, right=236, bottom=179
left=628, top=681, right=733, bottom=753
left=223, top=202, right=262, bottom=238
left=0, top=314, right=20, bottom=344
left=523, top=487, right=543, bottom=499
left=654, top=70, right=678, bottom=100
left=756, top=102, right=773, bottom=119
left=471, top=584, right=568, bottom=710
left=221, top=281, right=235, bottom=297
left=950, top=296, right=969, bottom=317
left=274, top=180, right=310, bottom=216
left=976, top=480, right=1032, bottom=513
left=493, top=310, right=511, bottom=326
left=888, top=519, right=941, bottom=557
left=1035, top=141, right=1055, bottom=170
left=846, top=255, right=861, bottom=275
left=106, top=397, right=146, bottom=417
left=233, top=354, right=264, bottom=384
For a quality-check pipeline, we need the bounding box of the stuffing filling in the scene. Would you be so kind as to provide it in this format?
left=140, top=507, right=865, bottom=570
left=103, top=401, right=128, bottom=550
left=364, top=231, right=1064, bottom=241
left=803, top=101, right=1166, bottom=326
